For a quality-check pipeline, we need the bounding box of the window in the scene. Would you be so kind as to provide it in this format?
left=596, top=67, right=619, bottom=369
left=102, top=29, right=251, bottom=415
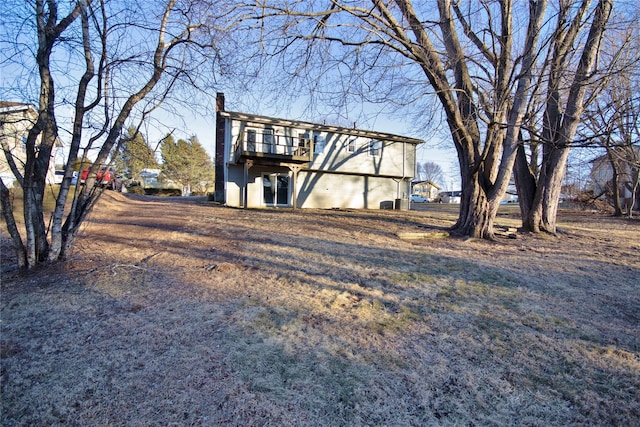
left=347, top=139, right=356, bottom=153
left=369, top=140, right=382, bottom=157
left=314, top=134, right=326, bottom=154
left=298, top=133, right=310, bottom=156
left=263, top=129, right=274, bottom=153
left=246, top=129, right=256, bottom=151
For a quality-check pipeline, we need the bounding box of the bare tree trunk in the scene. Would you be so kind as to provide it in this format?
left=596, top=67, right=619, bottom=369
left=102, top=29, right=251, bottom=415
left=0, top=181, right=27, bottom=269
left=524, top=0, right=613, bottom=233
left=453, top=174, right=496, bottom=239
left=48, top=5, right=97, bottom=262
left=526, top=146, right=570, bottom=233
left=22, top=148, right=47, bottom=267
left=514, top=143, right=536, bottom=222
left=625, top=168, right=639, bottom=218
left=59, top=185, right=103, bottom=260
left=607, top=149, right=624, bottom=216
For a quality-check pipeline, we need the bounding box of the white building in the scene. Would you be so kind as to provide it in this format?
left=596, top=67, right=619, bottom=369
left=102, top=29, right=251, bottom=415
left=1, top=102, right=60, bottom=187
left=590, top=151, right=640, bottom=211
left=214, top=94, right=423, bottom=209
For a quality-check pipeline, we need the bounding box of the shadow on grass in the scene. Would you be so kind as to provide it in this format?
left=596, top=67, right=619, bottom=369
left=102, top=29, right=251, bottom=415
left=2, top=196, right=639, bottom=426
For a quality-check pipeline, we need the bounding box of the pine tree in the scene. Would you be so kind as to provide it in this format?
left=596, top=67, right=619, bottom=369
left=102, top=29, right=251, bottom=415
left=160, top=134, right=214, bottom=195
left=113, top=127, right=159, bottom=180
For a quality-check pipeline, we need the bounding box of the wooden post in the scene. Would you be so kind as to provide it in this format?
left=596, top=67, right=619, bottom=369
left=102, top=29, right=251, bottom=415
left=243, top=160, right=253, bottom=209
left=289, top=165, right=300, bottom=209
left=214, top=93, right=226, bottom=203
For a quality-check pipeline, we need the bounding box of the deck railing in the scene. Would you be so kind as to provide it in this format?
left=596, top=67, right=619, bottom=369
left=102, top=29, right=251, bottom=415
left=234, top=130, right=313, bottom=162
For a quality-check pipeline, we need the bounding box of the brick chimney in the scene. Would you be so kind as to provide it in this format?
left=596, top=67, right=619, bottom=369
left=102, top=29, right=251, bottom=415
left=216, top=92, right=225, bottom=113
left=214, top=93, right=226, bottom=203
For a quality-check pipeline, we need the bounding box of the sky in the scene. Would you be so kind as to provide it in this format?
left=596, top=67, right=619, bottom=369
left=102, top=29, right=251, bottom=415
left=0, top=0, right=463, bottom=191
left=0, top=4, right=460, bottom=190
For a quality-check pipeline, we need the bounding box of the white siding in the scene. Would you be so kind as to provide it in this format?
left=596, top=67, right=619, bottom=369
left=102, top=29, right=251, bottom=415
left=296, top=172, right=409, bottom=209
left=307, top=132, right=412, bottom=178
left=0, top=105, right=59, bottom=187
left=222, top=114, right=418, bottom=209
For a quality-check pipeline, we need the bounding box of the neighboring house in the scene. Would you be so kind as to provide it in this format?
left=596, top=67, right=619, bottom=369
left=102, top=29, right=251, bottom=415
left=411, top=180, right=441, bottom=201
left=131, top=168, right=182, bottom=193
left=138, top=168, right=162, bottom=187
left=214, top=93, right=423, bottom=209
left=590, top=150, right=640, bottom=211
left=0, top=101, right=60, bottom=187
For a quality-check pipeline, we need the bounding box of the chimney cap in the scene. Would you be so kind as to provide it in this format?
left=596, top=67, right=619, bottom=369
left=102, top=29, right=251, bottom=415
left=216, top=93, right=225, bottom=112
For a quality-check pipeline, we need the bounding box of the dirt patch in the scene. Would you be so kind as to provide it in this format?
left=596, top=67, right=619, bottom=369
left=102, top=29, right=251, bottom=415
left=2, top=192, right=639, bottom=426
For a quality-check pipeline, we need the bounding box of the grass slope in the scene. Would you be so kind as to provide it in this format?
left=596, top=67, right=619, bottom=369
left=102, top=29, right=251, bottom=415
left=1, top=193, right=639, bottom=426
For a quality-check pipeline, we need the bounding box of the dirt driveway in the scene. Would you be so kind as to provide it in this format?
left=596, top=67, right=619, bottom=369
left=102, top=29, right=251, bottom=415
left=1, top=192, right=639, bottom=426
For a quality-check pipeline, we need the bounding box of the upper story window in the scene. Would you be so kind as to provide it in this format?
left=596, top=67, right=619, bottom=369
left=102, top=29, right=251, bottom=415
left=263, top=128, right=274, bottom=146
left=246, top=129, right=256, bottom=151
left=314, top=134, right=325, bottom=154
left=369, top=140, right=382, bottom=157
left=298, top=133, right=310, bottom=148
left=347, top=139, right=356, bottom=153
left=263, top=128, right=274, bottom=153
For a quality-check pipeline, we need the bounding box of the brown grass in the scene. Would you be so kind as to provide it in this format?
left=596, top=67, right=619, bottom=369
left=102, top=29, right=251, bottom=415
left=4, top=184, right=70, bottom=224
left=1, top=192, right=639, bottom=426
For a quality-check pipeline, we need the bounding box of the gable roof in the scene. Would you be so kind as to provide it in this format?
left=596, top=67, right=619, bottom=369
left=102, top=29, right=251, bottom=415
left=220, top=111, right=424, bottom=145
left=0, top=101, right=30, bottom=107
left=411, top=180, right=441, bottom=189
left=0, top=101, right=63, bottom=147
left=0, top=101, right=36, bottom=115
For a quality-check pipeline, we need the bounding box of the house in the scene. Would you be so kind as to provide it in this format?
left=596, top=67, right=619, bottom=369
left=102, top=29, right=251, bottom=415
left=0, top=101, right=60, bottom=187
left=590, top=150, right=640, bottom=211
left=411, top=180, right=441, bottom=201
left=214, top=94, right=423, bottom=209
left=138, top=168, right=162, bottom=187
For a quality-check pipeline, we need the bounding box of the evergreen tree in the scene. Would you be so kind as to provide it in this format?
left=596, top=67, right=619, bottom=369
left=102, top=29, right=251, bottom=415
left=71, top=155, right=93, bottom=172
left=160, top=134, right=214, bottom=195
left=113, top=127, right=159, bottom=180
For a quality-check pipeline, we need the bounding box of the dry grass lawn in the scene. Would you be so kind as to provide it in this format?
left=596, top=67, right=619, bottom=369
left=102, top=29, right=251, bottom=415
left=1, top=192, right=639, bottom=426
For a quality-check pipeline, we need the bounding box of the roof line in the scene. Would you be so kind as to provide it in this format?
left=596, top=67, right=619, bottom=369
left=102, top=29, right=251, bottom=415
left=220, top=110, right=423, bottom=144
left=0, top=101, right=36, bottom=114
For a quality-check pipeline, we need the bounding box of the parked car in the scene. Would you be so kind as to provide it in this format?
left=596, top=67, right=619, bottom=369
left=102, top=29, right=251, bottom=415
left=80, top=167, right=120, bottom=190
left=436, top=191, right=462, bottom=203
left=411, top=194, right=428, bottom=203
left=500, top=197, right=519, bottom=205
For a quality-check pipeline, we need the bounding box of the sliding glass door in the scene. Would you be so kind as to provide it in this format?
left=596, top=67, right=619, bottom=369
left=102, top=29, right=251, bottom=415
left=262, top=173, right=290, bottom=207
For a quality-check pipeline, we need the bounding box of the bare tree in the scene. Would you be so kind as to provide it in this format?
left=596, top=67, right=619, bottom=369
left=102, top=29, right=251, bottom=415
left=250, top=0, right=615, bottom=238
left=416, top=161, right=444, bottom=186
left=515, top=4, right=639, bottom=222
left=582, top=58, right=640, bottom=216
left=512, top=0, right=632, bottom=233
left=0, top=0, right=234, bottom=269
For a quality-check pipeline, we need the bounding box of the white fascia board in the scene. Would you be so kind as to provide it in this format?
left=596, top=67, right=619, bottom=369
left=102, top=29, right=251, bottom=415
left=219, top=111, right=423, bottom=145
